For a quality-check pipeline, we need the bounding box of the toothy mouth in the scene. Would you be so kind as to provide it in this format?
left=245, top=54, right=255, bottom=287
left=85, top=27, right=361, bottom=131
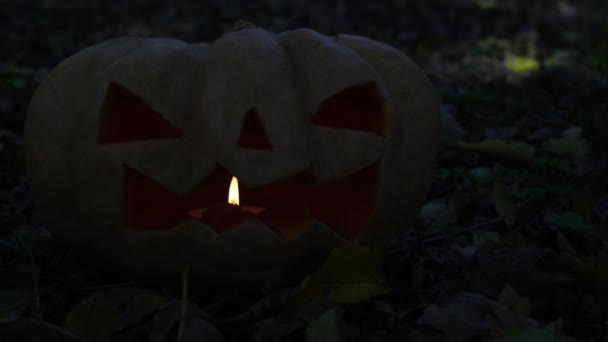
left=123, top=162, right=379, bottom=239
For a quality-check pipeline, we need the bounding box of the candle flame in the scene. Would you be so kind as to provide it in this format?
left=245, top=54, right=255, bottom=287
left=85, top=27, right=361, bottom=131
left=228, top=176, right=239, bottom=205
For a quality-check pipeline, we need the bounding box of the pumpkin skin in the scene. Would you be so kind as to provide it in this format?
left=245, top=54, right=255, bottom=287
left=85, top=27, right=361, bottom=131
left=24, top=27, right=439, bottom=291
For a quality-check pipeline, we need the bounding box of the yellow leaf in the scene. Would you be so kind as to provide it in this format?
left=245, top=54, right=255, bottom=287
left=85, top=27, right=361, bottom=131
left=494, top=179, right=515, bottom=228
left=326, top=283, right=389, bottom=304
left=305, top=308, right=342, bottom=342
left=506, top=55, right=540, bottom=74
left=458, top=140, right=535, bottom=161
left=477, top=0, right=497, bottom=10
left=491, top=285, right=531, bottom=331
left=297, top=244, right=389, bottom=305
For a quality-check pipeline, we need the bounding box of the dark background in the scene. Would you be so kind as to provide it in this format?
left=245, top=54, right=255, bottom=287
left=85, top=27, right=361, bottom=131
left=1, top=0, right=607, bottom=341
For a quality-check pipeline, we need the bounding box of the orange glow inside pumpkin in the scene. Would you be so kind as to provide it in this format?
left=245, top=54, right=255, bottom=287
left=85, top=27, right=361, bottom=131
left=98, top=81, right=385, bottom=240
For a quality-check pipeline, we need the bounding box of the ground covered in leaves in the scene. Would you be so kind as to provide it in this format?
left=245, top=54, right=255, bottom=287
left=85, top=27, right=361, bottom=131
left=1, top=0, right=607, bottom=341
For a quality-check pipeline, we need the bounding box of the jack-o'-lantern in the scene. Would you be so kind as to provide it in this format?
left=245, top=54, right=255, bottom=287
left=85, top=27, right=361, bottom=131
left=24, top=25, right=439, bottom=291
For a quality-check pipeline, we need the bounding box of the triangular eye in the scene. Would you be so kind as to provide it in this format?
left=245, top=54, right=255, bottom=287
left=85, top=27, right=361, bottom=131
left=238, top=108, right=272, bottom=149
left=97, top=82, right=182, bottom=144
left=310, top=82, right=385, bottom=136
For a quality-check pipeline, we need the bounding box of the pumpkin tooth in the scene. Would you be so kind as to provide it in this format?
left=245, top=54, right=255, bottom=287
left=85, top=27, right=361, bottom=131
left=256, top=205, right=313, bottom=239
left=196, top=202, right=259, bottom=233
left=123, top=164, right=184, bottom=231
left=308, top=160, right=380, bottom=240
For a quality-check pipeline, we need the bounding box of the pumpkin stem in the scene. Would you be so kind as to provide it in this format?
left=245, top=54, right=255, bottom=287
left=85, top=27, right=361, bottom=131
left=225, top=20, right=258, bottom=33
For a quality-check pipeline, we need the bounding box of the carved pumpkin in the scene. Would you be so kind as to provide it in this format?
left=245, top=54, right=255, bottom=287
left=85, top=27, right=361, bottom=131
left=24, top=26, right=439, bottom=291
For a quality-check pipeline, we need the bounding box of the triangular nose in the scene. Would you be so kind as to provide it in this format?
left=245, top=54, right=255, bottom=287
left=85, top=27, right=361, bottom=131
left=238, top=108, right=272, bottom=149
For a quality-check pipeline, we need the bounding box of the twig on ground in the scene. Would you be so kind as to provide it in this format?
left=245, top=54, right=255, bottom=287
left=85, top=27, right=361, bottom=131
left=386, top=196, right=536, bottom=255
